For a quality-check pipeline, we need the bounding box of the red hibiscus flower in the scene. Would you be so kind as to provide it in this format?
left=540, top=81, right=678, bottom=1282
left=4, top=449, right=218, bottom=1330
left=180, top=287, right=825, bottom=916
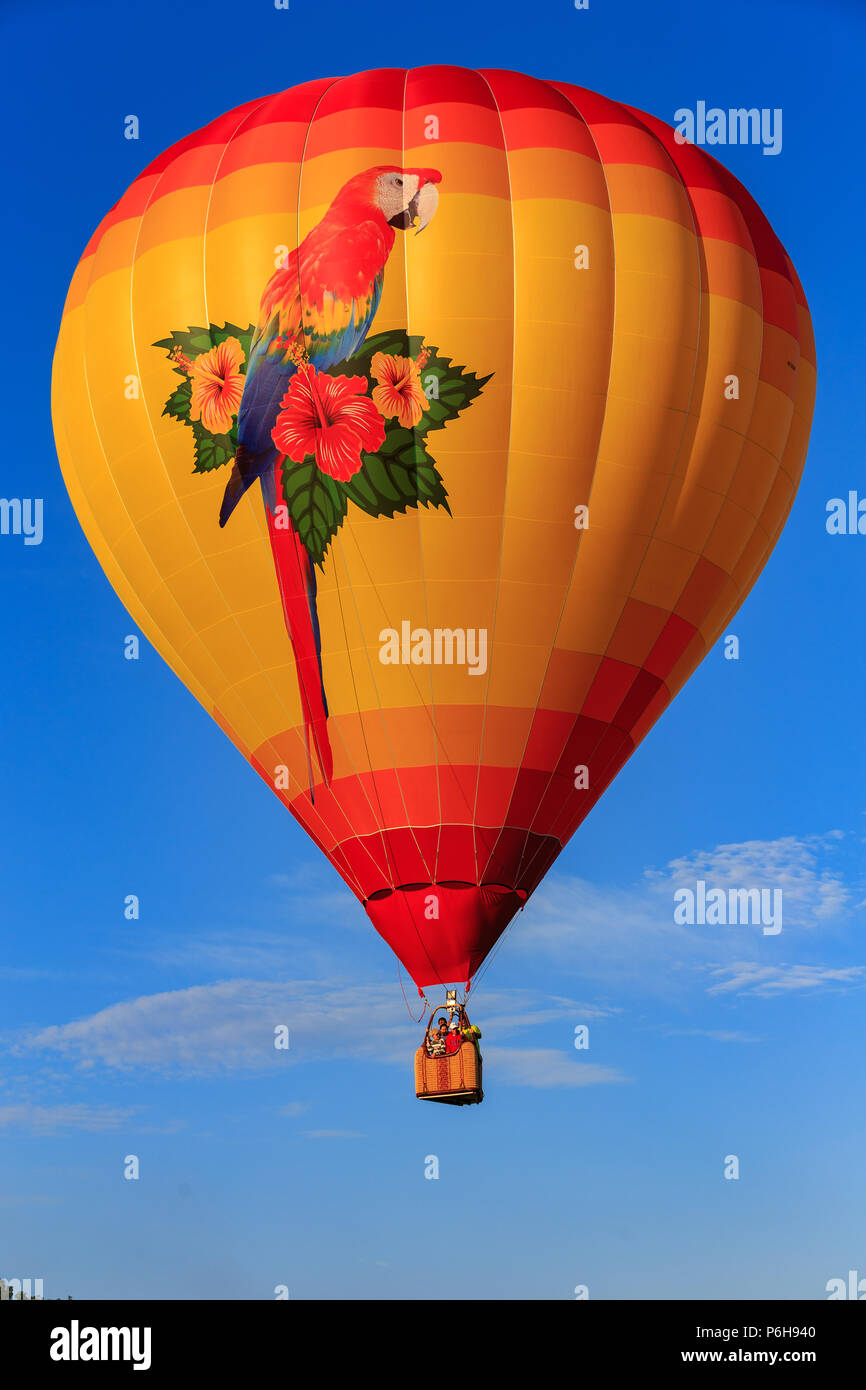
left=271, top=367, right=385, bottom=481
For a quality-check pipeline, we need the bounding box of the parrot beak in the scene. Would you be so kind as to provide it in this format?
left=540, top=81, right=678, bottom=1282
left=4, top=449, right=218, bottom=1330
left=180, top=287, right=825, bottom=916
left=412, top=181, right=439, bottom=235
left=388, top=180, right=439, bottom=233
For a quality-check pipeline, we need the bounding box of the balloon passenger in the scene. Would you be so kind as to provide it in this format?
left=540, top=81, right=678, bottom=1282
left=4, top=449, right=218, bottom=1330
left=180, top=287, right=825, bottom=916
left=445, top=1012, right=463, bottom=1055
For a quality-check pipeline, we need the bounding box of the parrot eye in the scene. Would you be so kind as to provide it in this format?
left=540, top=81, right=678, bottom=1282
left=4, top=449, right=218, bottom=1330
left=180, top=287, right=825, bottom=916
left=395, top=176, right=403, bottom=187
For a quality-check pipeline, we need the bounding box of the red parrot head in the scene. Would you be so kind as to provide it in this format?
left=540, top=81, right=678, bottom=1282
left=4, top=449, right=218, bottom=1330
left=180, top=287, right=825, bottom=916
left=329, top=166, right=442, bottom=235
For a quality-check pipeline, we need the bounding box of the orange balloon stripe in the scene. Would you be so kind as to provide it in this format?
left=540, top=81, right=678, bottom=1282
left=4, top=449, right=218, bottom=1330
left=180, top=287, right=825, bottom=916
left=484, top=78, right=706, bottom=886
left=504, top=85, right=809, bottom=886
left=63, top=72, right=794, bottom=316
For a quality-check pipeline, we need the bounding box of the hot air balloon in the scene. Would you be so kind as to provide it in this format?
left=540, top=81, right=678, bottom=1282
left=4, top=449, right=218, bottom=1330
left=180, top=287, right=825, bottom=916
left=52, top=68, right=816, bottom=1101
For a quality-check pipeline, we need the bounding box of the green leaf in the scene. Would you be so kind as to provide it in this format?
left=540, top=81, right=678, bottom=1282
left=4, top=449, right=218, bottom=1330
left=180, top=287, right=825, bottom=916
left=163, top=380, right=192, bottom=423
left=192, top=428, right=236, bottom=474
left=281, top=458, right=348, bottom=567
left=342, top=468, right=379, bottom=510
left=340, top=434, right=449, bottom=520
left=345, top=329, right=425, bottom=374
left=418, top=358, right=492, bottom=434
left=423, top=398, right=451, bottom=427
left=211, top=322, right=254, bottom=353
left=154, top=322, right=255, bottom=367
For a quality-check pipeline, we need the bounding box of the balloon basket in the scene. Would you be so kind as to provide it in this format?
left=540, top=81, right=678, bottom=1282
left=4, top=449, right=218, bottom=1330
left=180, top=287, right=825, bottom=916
left=414, top=1041, right=483, bottom=1106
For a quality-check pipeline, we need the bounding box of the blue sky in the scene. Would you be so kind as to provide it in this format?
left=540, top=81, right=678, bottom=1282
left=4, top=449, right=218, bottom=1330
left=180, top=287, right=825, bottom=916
left=1, top=0, right=865, bottom=1299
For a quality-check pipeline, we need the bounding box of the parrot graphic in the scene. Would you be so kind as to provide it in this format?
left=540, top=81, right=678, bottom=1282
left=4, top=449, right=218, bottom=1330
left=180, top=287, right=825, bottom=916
left=219, top=166, right=442, bottom=793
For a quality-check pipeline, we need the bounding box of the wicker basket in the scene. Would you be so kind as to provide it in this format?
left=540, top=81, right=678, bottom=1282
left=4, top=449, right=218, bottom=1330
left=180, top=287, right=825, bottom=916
left=415, top=1034, right=483, bottom=1106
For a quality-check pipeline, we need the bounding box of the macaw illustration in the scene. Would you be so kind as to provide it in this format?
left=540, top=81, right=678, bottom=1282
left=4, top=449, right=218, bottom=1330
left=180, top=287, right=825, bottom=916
left=219, top=166, right=442, bottom=792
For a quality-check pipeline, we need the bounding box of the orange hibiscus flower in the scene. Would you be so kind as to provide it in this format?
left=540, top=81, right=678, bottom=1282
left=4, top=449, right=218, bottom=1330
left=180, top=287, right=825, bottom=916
left=370, top=352, right=431, bottom=430
left=189, top=338, right=245, bottom=434
left=272, top=368, right=385, bottom=481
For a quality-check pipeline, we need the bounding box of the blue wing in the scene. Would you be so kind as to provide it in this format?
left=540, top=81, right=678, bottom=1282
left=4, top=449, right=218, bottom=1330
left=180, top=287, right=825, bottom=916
left=220, top=272, right=384, bottom=527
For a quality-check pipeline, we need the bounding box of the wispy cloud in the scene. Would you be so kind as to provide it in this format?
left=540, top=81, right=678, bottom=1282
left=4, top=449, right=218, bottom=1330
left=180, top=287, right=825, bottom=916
left=303, top=1130, right=366, bottom=1139
left=0, top=1194, right=61, bottom=1207
left=0, top=1103, right=136, bottom=1134
left=12, top=833, right=859, bottom=1091
left=664, top=1028, right=763, bottom=1043
left=17, top=981, right=405, bottom=1076
left=0, top=966, right=68, bottom=981
left=705, top=963, right=866, bottom=997
left=485, top=1048, right=628, bottom=1088
left=509, top=831, right=858, bottom=993
left=15, top=982, right=599, bottom=1078
left=645, top=834, right=850, bottom=924
left=136, top=864, right=369, bottom=981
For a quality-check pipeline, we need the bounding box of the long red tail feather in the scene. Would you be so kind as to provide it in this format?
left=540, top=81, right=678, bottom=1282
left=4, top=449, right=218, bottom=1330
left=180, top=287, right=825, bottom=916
left=265, top=462, right=334, bottom=792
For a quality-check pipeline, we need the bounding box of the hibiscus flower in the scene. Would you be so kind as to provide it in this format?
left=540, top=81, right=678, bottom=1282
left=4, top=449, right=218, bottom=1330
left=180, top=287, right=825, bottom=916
left=189, top=338, right=245, bottom=434
left=370, top=352, right=431, bottom=430
left=271, top=368, right=385, bottom=481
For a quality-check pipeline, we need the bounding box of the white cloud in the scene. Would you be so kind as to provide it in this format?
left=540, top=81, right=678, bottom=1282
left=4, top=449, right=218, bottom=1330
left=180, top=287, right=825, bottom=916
left=16, top=982, right=597, bottom=1077
left=148, top=931, right=311, bottom=977
left=507, top=832, right=857, bottom=993
left=0, top=1195, right=60, bottom=1207
left=705, top=963, right=866, bottom=997
left=645, top=834, right=850, bottom=924
left=0, top=1103, right=136, bottom=1134
left=17, top=981, right=407, bottom=1075
left=664, top=1029, right=762, bottom=1043
left=303, top=1130, right=366, bottom=1139
left=484, top=1048, right=628, bottom=1088
left=15, top=833, right=858, bottom=1089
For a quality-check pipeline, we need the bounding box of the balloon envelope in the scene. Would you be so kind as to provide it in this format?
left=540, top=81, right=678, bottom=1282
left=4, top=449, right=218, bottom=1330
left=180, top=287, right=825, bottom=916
left=52, top=68, right=815, bottom=988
